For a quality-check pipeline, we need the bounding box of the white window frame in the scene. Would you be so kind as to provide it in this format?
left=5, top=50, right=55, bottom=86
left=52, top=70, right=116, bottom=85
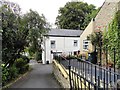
left=83, top=40, right=89, bottom=50
left=51, top=40, right=56, bottom=49
left=74, top=40, right=78, bottom=47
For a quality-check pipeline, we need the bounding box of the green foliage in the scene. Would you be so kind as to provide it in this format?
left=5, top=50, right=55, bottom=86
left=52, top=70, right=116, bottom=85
left=103, top=10, right=120, bottom=68
left=15, top=58, right=26, bottom=68
left=9, top=65, right=19, bottom=79
left=66, top=55, right=76, bottom=59
left=2, top=0, right=49, bottom=86
left=87, top=31, right=103, bottom=48
left=2, top=65, right=18, bottom=86
left=55, top=1, right=98, bottom=30
left=35, top=51, right=42, bottom=61
left=24, top=10, right=50, bottom=54
left=117, top=60, right=120, bottom=68
left=2, top=2, right=29, bottom=67
left=2, top=1, right=49, bottom=67
left=20, top=55, right=30, bottom=63
left=2, top=66, right=9, bottom=86
left=15, top=58, right=28, bottom=74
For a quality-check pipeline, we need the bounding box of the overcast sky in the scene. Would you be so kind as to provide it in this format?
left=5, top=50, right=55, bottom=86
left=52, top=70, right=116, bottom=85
left=8, top=0, right=105, bottom=27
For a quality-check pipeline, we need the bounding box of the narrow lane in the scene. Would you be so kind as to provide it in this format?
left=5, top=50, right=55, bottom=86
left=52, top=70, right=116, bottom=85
left=9, top=60, right=61, bottom=88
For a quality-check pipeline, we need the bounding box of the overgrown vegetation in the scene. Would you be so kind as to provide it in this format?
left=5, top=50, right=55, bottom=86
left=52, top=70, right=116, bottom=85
left=87, top=10, right=120, bottom=68
left=2, top=0, right=49, bottom=86
left=103, top=10, right=120, bottom=68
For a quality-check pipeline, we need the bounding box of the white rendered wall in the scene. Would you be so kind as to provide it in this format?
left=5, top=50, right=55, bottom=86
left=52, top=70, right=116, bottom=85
left=42, top=36, right=80, bottom=64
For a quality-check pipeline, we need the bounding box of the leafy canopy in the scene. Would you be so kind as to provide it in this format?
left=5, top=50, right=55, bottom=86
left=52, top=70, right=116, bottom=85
left=55, top=1, right=98, bottom=30
left=2, top=1, right=49, bottom=67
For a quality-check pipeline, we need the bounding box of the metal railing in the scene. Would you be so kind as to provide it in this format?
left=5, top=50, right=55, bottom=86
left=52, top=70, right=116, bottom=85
left=54, top=54, right=120, bottom=89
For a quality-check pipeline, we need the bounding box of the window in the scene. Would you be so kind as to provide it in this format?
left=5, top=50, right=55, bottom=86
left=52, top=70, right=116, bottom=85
left=74, top=40, right=78, bottom=47
left=51, top=40, right=55, bottom=49
left=83, top=40, right=89, bottom=50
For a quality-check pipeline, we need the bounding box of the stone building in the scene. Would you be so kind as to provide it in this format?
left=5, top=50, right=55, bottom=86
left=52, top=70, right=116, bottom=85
left=80, top=0, right=120, bottom=54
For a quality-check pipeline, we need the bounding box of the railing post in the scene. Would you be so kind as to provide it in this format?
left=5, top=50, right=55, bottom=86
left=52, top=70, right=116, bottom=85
left=95, top=65, right=97, bottom=83
left=103, top=69, right=106, bottom=90
left=98, top=76, right=100, bottom=90
left=91, top=63, right=92, bottom=82
left=113, top=48, right=116, bottom=83
left=58, top=55, right=60, bottom=63
left=99, top=43, right=102, bottom=80
left=109, top=68, right=112, bottom=87
left=106, top=45, right=108, bottom=90
left=106, top=45, right=108, bottom=69
left=68, top=59, right=72, bottom=89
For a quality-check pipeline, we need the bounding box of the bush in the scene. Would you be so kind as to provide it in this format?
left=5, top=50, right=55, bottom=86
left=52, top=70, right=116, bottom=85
left=15, top=58, right=29, bottom=74
left=9, top=65, right=18, bottom=79
left=20, top=64, right=29, bottom=74
left=66, top=55, right=76, bottom=60
left=15, top=58, right=26, bottom=68
left=2, top=65, right=18, bottom=86
left=2, top=66, right=9, bottom=86
left=20, top=55, right=30, bottom=63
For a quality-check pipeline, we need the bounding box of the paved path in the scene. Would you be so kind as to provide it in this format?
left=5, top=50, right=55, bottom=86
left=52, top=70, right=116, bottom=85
left=10, top=60, right=61, bottom=88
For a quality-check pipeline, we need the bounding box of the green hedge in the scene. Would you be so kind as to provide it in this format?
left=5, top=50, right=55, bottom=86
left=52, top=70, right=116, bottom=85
left=2, top=65, right=18, bottom=86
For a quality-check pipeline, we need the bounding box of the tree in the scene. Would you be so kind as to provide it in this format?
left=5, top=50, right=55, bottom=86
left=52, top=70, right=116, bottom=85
left=23, top=10, right=49, bottom=60
left=2, top=2, right=28, bottom=67
left=2, top=1, right=49, bottom=67
left=87, top=31, right=103, bottom=49
left=55, top=1, right=98, bottom=30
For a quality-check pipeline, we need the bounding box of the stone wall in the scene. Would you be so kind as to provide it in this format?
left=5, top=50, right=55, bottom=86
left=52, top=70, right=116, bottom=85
left=94, top=1, right=118, bottom=31
left=52, top=60, right=70, bottom=88
left=79, top=0, right=120, bottom=54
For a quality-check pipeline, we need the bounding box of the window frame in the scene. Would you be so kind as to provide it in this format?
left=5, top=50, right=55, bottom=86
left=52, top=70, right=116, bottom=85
left=83, top=40, right=89, bottom=50
left=51, top=40, right=56, bottom=49
left=74, top=40, right=78, bottom=47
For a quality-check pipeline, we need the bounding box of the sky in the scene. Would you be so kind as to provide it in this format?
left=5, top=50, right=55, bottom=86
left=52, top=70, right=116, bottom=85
left=8, top=0, right=105, bottom=27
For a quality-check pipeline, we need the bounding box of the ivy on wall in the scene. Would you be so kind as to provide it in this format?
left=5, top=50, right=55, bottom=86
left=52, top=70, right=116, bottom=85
left=103, top=10, right=120, bottom=68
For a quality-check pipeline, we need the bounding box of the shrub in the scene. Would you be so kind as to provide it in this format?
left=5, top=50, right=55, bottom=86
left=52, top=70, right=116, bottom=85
left=66, top=55, right=76, bottom=60
left=18, top=65, right=28, bottom=74
left=2, top=65, right=18, bottom=86
left=9, top=65, right=18, bottom=80
left=15, top=58, right=29, bottom=74
left=20, top=55, right=30, bottom=64
left=2, top=66, right=9, bottom=86
left=15, top=58, right=26, bottom=68
left=23, top=64, right=29, bottom=72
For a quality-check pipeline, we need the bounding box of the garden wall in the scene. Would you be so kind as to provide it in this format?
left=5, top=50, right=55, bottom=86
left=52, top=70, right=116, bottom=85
left=52, top=60, right=70, bottom=88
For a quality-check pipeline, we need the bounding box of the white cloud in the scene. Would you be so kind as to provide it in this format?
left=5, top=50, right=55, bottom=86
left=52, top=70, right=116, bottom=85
left=8, top=0, right=105, bottom=27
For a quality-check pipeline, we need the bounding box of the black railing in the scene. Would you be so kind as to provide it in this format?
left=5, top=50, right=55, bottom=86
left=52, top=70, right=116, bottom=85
left=54, top=54, right=120, bottom=89
left=70, top=58, right=120, bottom=89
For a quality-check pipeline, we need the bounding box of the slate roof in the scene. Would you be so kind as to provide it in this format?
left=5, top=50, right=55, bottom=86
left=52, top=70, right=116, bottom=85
left=45, top=29, right=83, bottom=37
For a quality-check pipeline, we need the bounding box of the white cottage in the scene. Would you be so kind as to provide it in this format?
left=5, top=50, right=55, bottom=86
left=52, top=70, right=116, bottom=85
left=42, top=29, right=83, bottom=64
